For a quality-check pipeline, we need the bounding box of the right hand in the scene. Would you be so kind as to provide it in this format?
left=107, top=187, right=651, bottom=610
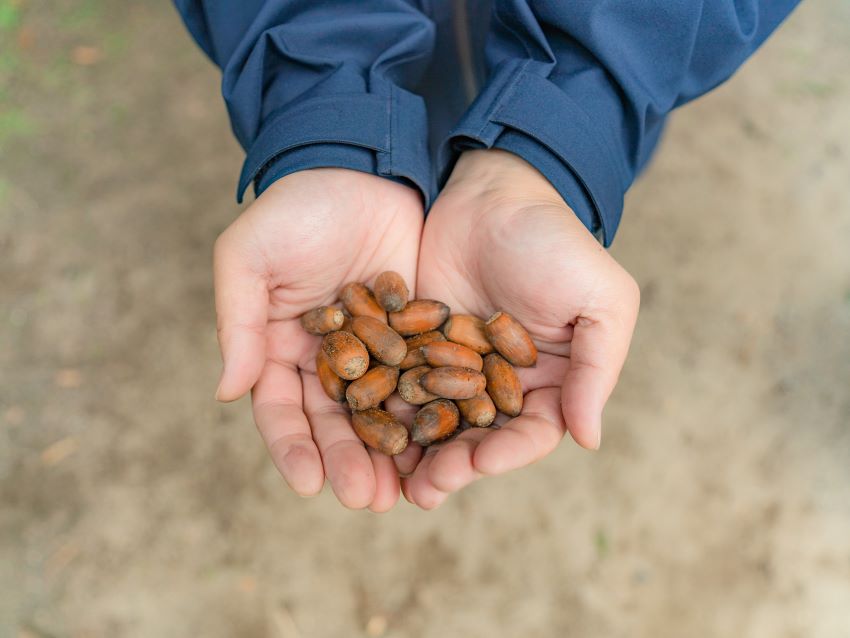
left=406, top=149, right=640, bottom=508
left=213, top=169, right=424, bottom=511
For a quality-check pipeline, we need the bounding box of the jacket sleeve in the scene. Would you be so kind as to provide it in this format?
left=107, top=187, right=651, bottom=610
left=443, top=0, right=800, bottom=245
left=174, top=1, right=436, bottom=205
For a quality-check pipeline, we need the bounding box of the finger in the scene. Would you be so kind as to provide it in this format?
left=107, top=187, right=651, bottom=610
left=474, top=387, right=566, bottom=475
left=529, top=324, right=574, bottom=358
left=393, top=443, right=423, bottom=477
left=492, top=413, right=511, bottom=427
left=427, top=427, right=490, bottom=493
left=421, top=354, right=563, bottom=486
left=400, top=476, right=415, bottom=504
left=402, top=449, right=449, bottom=510
left=303, top=372, right=376, bottom=509
left=384, top=393, right=422, bottom=475
left=513, top=353, right=569, bottom=393
left=384, top=393, right=418, bottom=427
left=562, top=298, right=638, bottom=449
left=404, top=355, right=568, bottom=494
left=214, top=231, right=268, bottom=402
left=367, top=448, right=401, bottom=513
left=252, top=360, right=324, bottom=497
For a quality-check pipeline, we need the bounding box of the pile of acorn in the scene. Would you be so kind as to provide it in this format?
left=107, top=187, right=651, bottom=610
left=300, top=271, right=537, bottom=456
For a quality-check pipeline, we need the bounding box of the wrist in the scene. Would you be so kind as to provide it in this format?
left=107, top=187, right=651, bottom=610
left=447, top=149, right=568, bottom=209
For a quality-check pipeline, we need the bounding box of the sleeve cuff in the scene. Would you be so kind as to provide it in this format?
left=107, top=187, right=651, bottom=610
left=239, top=86, right=433, bottom=206
left=493, top=131, right=603, bottom=241
left=440, top=60, right=627, bottom=246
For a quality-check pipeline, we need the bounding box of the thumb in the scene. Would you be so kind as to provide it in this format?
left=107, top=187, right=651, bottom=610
left=213, top=231, right=268, bottom=402
left=562, top=281, right=639, bottom=450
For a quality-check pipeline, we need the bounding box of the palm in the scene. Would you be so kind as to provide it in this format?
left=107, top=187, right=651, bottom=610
left=215, top=169, right=423, bottom=511
left=419, top=196, right=590, bottom=351
left=406, top=155, right=638, bottom=509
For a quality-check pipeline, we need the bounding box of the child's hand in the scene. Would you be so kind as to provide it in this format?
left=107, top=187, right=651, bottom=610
left=405, top=150, right=640, bottom=509
left=214, top=169, right=423, bottom=511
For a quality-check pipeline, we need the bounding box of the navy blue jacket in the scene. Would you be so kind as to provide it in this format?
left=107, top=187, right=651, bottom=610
left=175, top=0, right=799, bottom=245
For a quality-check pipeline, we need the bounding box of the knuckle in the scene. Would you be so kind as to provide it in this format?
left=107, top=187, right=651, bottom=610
left=218, top=320, right=265, bottom=337
left=608, top=266, right=640, bottom=311
left=213, top=229, right=231, bottom=259
left=624, top=274, right=641, bottom=307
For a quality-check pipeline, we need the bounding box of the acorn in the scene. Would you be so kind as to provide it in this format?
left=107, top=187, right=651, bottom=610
left=420, top=366, right=486, bottom=400
left=352, top=408, right=409, bottom=455
left=388, top=300, right=450, bottom=336
left=456, top=392, right=497, bottom=427
left=351, top=315, right=407, bottom=366
left=316, top=349, right=347, bottom=402
left=373, top=271, right=409, bottom=312
left=321, top=331, right=369, bottom=380
left=421, top=341, right=483, bottom=371
left=411, top=399, right=460, bottom=446
left=300, top=306, right=345, bottom=335
left=397, top=366, right=440, bottom=405
left=442, top=314, right=494, bottom=354
left=483, top=353, right=523, bottom=417
left=484, top=311, right=537, bottom=367
left=346, top=365, right=399, bottom=411
left=399, top=330, right=446, bottom=369
left=340, top=282, right=387, bottom=323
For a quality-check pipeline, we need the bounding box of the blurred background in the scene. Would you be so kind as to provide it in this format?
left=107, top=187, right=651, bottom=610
left=1, top=1, right=849, bottom=637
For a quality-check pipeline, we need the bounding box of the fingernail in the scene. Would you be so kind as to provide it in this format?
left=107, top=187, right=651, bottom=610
left=593, top=427, right=602, bottom=451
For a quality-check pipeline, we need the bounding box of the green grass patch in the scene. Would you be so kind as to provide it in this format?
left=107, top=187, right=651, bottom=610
left=0, top=1, right=21, bottom=31
left=0, top=49, right=19, bottom=74
left=61, top=0, right=101, bottom=29
left=777, top=80, right=841, bottom=99
left=800, top=81, right=838, bottom=98
left=594, top=529, right=609, bottom=559
left=0, top=108, right=35, bottom=143
left=104, top=32, right=128, bottom=57
left=111, top=102, right=128, bottom=125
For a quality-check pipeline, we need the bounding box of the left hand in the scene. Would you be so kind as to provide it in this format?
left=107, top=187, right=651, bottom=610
left=404, top=149, right=640, bottom=509
left=212, top=169, right=424, bottom=512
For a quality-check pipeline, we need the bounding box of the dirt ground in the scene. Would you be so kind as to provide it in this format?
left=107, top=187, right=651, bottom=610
left=2, top=2, right=849, bottom=637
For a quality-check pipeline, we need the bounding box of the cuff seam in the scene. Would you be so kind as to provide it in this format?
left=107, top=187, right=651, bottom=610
left=442, top=60, right=626, bottom=244
left=237, top=90, right=431, bottom=206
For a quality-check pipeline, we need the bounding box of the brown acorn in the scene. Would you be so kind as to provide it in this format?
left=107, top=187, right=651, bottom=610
left=351, top=315, right=407, bottom=366
left=399, top=330, right=446, bottom=369
left=339, top=282, right=387, bottom=323
left=421, top=341, right=483, bottom=371
left=411, top=399, right=460, bottom=446
left=388, top=300, right=450, bottom=336
left=346, top=365, right=399, bottom=411
left=483, top=353, right=523, bottom=417
left=442, top=314, right=494, bottom=354
left=456, top=392, right=497, bottom=427
left=316, top=349, right=347, bottom=402
left=397, top=366, right=440, bottom=405
left=352, top=408, right=409, bottom=455
left=484, top=311, right=537, bottom=367
left=321, top=331, right=369, bottom=380
left=300, top=306, right=345, bottom=335
left=373, top=271, right=409, bottom=312
left=420, top=366, right=486, bottom=400
left=339, top=311, right=354, bottom=333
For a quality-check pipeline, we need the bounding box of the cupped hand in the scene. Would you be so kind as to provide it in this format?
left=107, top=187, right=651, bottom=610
left=214, top=169, right=423, bottom=512
left=405, top=150, right=640, bottom=509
